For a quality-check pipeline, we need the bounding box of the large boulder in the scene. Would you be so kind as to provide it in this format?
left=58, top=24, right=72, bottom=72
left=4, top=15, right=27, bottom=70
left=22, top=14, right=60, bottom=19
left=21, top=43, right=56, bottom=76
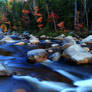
left=61, top=36, right=76, bottom=50
left=63, top=44, right=92, bottom=64
left=27, top=49, right=48, bottom=63
left=62, top=36, right=76, bottom=45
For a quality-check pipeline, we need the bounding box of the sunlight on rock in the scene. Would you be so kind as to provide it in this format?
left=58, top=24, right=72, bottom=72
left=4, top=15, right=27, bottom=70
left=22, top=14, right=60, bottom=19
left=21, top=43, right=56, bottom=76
left=63, top=36, right=76, bottom=45
left=29, top=34, right=40, bottom=44
left=55, top=34, right=64, bottom=40
left=27, top=49, right=48, bottom=63
left=63, top=44, right=92, bottom=64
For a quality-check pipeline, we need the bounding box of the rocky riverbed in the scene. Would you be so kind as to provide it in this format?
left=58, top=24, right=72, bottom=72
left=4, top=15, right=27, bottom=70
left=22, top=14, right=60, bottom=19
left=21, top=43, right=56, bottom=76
left=0, top=31, right=92, bottom=92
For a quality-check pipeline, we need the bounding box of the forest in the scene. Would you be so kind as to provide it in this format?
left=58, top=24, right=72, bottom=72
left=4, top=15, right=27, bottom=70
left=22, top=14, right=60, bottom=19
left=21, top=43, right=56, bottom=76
left=0, top=0, right=92, bottom=36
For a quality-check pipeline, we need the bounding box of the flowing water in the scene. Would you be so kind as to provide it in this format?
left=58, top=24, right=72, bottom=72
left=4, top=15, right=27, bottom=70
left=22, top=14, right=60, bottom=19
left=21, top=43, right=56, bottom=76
left=0, top=42, right=92, bottom=92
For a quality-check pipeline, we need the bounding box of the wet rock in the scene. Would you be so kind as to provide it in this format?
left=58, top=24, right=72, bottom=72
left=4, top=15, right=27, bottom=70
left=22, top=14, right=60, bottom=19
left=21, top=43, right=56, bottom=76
left=61, top=36, right=76, bottom=50
left=55, top=34, right=65, bottom=40
left=27, top=49, right=48, bottom=63
left=61, top=43, right=72, bottom=50
left=62, top=36, right=76, bottom=45
left=44, top=39, right=51, bottom=43
left=47, top=49, right=53, bottom=53
left=0, top=63, right=11, bottom=76
left=48, top=52, right=61, bottom=61
left=63, top=44, right=92, bottom=64
left=40, top=35, right=46, bottom=39
left=81, top=35, right=92, bottom=43
left=51, top=44, right=59, bottom=48
left=73, top=37, right=78, bottom=42
left=1, top=36, right=15, bottom=43
left=29, top=35, right=40, bottom=44
left=81, top=35, right=92, bottom=48
left=47, top=47, right=61, bottom=54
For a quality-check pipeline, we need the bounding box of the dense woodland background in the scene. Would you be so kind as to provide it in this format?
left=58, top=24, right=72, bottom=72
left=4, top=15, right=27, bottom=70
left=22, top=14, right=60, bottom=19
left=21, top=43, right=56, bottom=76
left=0, top=0, right=92, bottom=36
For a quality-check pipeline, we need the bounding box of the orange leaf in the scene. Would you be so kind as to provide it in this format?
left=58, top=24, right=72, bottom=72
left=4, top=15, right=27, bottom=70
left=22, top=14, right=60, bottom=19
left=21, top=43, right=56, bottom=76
left=37, top=24, right=43, bottom=28
left=37, top=13, right=42, bottom=16
left=37, top=17, right=43, bottom=23
left=57, top=21, right=64, bottom=28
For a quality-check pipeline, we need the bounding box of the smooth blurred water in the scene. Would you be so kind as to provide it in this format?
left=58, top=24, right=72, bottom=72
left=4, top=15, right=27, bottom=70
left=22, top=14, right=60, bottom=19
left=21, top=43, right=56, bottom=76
left=0, top=42, right=92, bottom=92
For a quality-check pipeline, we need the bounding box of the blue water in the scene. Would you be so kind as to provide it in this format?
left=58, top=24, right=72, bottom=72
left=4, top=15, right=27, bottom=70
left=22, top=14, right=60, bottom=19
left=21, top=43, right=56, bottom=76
left=0, top=41, right=92, bottom=92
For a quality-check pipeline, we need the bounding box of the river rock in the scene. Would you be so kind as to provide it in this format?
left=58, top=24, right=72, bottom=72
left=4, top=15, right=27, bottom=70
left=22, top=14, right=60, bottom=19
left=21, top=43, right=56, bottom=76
left=81, top=35, right=92, bottom=43
left=44, top=39, right=51, bottom=43
left=29, top=35, right=40, bottom=44
left=51, top=44, right=59, bottom=48
left=55, top=34, right=64, bottom=40
left=27, top=49, right=48, bottom=63
left=61, top=36, right=76, bottom=50
left=81, top=35, right=92, bottom=48
left=63, top=44, right=92, bottom=64
left=40, top=35, right=46, bottom=39
left=1, top=36, right=15, bottom=43
left=61, top=43, right=72, bottom=50
left=63, top=36, right=76, bottom=45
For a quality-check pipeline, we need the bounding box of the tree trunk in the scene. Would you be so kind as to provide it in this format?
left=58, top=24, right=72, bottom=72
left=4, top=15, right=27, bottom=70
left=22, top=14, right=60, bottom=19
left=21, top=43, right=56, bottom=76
left=74, top=0, right=77, bottom=31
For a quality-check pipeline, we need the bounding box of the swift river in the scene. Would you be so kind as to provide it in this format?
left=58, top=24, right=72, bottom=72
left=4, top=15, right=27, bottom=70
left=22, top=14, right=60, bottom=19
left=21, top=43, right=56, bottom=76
left=0, top=41, right=92, bottom=92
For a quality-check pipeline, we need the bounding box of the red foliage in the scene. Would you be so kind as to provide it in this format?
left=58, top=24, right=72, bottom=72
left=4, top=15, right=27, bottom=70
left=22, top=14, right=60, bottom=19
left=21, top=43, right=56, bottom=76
left=48, top=12, right=59, bottom=22
left=22, top=10, right=30, bottom=14
left=57, top=21, right=64, bottom=28
left=77, top=23, right=83, bottom=28
left=37, top=24, right=43, bottom=28
left=37, top=17, right=43, bottom=23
